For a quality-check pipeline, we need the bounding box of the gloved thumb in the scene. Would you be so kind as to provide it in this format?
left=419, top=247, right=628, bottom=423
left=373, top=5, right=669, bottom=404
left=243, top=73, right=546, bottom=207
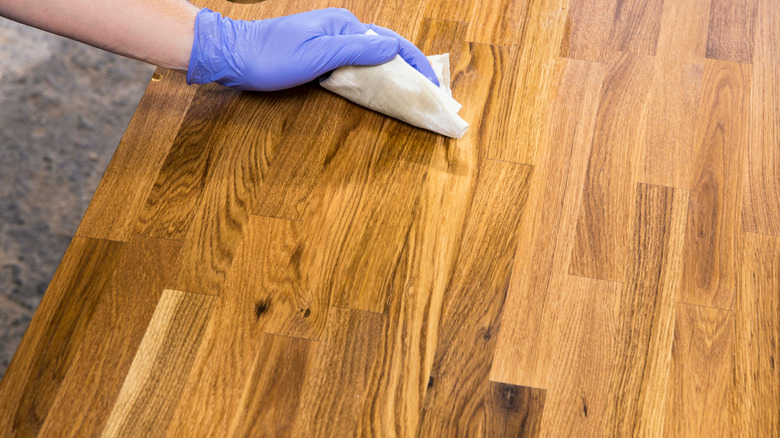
left=316, top=34, right=400, bottom=71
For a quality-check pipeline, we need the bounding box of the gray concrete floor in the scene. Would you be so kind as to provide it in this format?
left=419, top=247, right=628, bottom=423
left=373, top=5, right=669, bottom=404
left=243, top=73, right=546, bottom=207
left=0, top=18, right=156, bottom=379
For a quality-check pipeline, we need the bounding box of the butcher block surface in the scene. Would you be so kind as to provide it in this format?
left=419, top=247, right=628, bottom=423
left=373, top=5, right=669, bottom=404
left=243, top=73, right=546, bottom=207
left=2, top=0, right=779, bottom=436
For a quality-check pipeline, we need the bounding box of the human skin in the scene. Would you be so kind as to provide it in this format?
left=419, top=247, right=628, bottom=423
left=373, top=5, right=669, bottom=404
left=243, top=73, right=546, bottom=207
left=0, top=0, right=197, bottom=71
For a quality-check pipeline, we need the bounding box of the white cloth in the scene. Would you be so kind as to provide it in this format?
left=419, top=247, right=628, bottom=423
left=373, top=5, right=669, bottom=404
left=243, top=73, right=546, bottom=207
left=320, top=31, right=469, bottom=139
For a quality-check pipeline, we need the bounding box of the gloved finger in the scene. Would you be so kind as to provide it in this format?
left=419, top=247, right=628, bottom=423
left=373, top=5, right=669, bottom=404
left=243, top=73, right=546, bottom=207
left=367, top=24, right=440, bottom=86
left=312, top=34, right=400, bottom=74
left=314, top=8, right=371, bottom=36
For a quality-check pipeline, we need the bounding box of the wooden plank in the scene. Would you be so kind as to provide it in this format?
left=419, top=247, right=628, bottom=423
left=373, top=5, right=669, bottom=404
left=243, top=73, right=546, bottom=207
left=742, top=0, right=780, bottom=235
left=0, top=237, right=123, bottom=437
left=251, top=89, right=353, bottom=221
left=164, top=216, right=307, bottom=436
left=226, top=334, right=314, bottom=438
left=608, top=0, right=665, bottom=55
left=491, top=58, right=605, bottom=386
left=604, top=184, right=688, bottom=436
left=291, top=307, right=385, bottom=437
left=569, top=52, right=654, bottom=282
left=76, top=70, right=197, bottom=242
left=355, top=37, right=502, bottom=435
left=494, top=0, right=569, bottom=164
left=101, top=289, right=216, bottom=438
left=37, top=236, right=182, bottom=437
left=528, top=275, right=620, bottom=437
left=350, top=23, right=499, bottom=436
left=465, top=0, right=528, bottom=45
left=664, top=303, right=734, bottom=436
left=681, top=59, right=750, bottom=309
left=170, top=89, right=310, bottom=296
left=133, top=85, right=242, bottom=240
left=732, top=232, right=780, bottom=435
left=423, top=0, right=474, bottom=24
left=417, top=158, right=535, bottom=435
left=560, top=0, right=617, bottom=62
left=706, top=0, right=756, bottom=64
left=641, top=0, right=709, bottom=188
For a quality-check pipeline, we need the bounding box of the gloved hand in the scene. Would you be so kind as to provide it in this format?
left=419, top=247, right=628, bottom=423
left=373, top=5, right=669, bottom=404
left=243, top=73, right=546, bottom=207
left=187, top=7, right=439, bottom=91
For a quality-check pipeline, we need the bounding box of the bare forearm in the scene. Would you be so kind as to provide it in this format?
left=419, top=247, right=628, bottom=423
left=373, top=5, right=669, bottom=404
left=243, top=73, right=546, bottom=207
left=0, top=0, right=197, bottom=71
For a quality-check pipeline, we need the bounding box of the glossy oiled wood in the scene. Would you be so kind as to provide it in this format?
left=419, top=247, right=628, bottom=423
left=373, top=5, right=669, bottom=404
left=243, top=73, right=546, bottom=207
left=2, top=0, right=779, bottom=436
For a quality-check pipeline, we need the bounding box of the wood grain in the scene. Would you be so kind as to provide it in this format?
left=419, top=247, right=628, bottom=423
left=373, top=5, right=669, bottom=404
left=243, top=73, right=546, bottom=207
left=491, top=58, right=605, bottom=386
left=495, top=0, right=568, bottom=164
left=291, top=307, right=385, bottom=437
left=531, top=275, right=620, bottom=437
left=170, top=89, right=309, bottom=295
left=608, top=0, right=664, bottom=55
left=742, top=0, right=780, bottom=235
left=681, top=59, right=750, bottom=309
left=417, top=158, right=534, bottom=435
left=101, top=289, right=216, bottom=438
left=664, top=303, right=734, bottom=437
left=732, top=232, right=780, bottom=436
left=227, top=334, right=314, bottom=438
left=133, top=84, right=242, bottom=240
left=706, top=0, right=756, bottom=64
left=641, top=0, right=709, bottom=188
left=350, top=26, right=491, bottom=436
left=569, top=52, right=654, bottom=282
left=163, top=216, right=292, bottom=437
left=560, top=0, right=617, bottom=62
left=76, top=71, right=197, bottom=242
left=37, top=236, right=181, bottom=438
left=605, top=183, right=688, bottom=436
left=464, top=0, right=528, bottom=45
left=0, top=237, right=122, bottom=437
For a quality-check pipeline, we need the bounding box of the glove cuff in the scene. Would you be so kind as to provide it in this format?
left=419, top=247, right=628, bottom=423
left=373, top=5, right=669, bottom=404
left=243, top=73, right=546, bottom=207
left=187, top=8, right=230, bottom=86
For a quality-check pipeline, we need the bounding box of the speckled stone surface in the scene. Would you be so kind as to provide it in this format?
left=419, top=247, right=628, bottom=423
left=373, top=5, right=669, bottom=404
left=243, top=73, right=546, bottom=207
left=0, top=17, right=156, bottom=378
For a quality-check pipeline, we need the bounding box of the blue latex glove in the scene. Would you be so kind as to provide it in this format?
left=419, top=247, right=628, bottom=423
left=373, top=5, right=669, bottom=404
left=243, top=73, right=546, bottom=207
left=187, top=8, right=439, bottom=91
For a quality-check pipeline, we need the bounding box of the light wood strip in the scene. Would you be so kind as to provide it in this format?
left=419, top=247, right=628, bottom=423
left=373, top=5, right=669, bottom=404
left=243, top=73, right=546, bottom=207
left=291, top=307, right=385, bottom=437
left=494, top=0, right=568, bottom=164
left=608, top=0, right=664, bottom=55
left=38, top=237, right=182, bottom=438
left=641, top=0, right=710, bottom=188
left=681, top=59, right=750, bottom=309
left=75, top=71, right=197, bottom=242
left=491, top=58, right=605, bottom=385
left=664, top=303, right=734, bottom=436
left=0, top=237, right=123, bottom=437
left=569, top=52, right=654, bottom=282
left=133, top=85, right=242, bottom=240
left=706, top=0, right=756, bottom=64
left=560, top=0, right=617, bottom=62
left=532, top=275, right=620, bottom=437
left=732, top=232, right=780, bottom=435
left=417, top=158, right=534, bottom=435
left=226, top=334, right=314, bottom=438
left=742, top=0, right=780, bottom=235
left=605, top=183, right=688, bottom=436
left=101, top=289, right=216, bottom=438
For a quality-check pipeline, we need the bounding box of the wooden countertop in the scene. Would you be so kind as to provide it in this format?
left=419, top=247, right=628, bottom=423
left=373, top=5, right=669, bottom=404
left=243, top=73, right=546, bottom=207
left=2, top=0, right=779, bottom=436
